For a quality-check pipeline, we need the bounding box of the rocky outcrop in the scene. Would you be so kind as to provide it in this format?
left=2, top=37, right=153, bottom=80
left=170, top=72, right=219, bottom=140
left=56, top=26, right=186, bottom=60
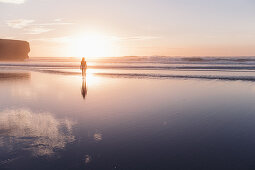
left=0, top=39, right=30, bottom=60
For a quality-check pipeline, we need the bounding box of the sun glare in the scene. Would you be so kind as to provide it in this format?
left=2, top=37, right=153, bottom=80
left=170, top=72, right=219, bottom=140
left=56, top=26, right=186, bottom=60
left=70, top=33, right=116, bottom=58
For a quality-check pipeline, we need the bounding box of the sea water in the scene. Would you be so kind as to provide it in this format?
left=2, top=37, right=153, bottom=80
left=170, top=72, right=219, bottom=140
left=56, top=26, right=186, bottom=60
left=1, top=56, right=255, bottom=169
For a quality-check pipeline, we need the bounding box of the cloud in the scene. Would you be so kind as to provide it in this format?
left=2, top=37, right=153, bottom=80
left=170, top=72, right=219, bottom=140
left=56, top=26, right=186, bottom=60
left=54, top=18, right=63, bottom=22
left=31, top=37, right=70, bottom=43
left=7, top=19, right=53, bottom=34
left=7, top=19, right=34, bottom=29
left=1, top=36, right=15, bottom=39
left=30, top=19, right=73, bottom=27
left=0, top=0, right=25, bottom=4
left=25, top=27, right=54, bottom=34
left=118, top=36, right=159, bottom=41
left=6, top=18, right=73, bottom=35
left=32, top=35, right=158, bottom=44
left=32, top=22, right=73, bottom=26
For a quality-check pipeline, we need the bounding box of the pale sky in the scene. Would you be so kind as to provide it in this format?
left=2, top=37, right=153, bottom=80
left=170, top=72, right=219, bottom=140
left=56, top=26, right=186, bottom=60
left=1, top=0, right=255, bottom=57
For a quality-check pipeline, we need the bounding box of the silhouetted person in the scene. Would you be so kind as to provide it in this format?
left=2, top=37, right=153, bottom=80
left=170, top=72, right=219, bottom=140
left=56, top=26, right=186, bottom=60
left=80, top=57, right=87, bottom=77
left=81, top=77, right=87, bottom=99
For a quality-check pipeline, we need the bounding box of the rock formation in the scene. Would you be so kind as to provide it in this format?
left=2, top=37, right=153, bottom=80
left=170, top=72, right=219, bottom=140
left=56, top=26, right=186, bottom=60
left=0, top=39, right=30, bottom=60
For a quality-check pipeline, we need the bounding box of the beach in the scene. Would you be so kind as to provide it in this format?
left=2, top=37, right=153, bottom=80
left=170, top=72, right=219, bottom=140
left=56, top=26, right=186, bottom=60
left=1, top=57, right=255, bottom=169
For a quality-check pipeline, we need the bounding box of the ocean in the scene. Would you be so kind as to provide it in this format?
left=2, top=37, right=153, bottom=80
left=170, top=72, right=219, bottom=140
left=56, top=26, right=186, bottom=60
left=1, top=56, right=255, bottom=169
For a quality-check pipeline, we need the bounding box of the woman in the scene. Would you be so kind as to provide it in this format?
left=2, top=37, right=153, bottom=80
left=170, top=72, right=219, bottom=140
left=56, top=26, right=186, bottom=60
left=80, top=57, right=87, bottom=76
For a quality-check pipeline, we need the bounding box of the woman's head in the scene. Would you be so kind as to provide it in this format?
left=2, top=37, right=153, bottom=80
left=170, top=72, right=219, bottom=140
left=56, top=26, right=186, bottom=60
left=82, top=57, right=85, bottom=61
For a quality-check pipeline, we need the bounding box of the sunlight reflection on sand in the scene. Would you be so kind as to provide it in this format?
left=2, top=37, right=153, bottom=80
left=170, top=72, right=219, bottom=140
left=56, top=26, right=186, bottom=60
left=0, top=109, right=75, bottom=156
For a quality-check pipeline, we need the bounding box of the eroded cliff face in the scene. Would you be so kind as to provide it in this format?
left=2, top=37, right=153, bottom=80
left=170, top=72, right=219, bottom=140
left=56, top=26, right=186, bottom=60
left=0, top=39, right=30, bottom=60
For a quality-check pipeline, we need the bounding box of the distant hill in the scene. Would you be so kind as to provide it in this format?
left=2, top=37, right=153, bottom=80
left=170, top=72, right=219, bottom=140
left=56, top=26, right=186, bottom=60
left=0, top=39, right=30, bottom=60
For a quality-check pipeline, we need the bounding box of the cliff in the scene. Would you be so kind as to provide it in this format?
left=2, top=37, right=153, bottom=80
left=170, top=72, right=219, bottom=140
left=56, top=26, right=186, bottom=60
left=0, top=39, right=30, bottom=60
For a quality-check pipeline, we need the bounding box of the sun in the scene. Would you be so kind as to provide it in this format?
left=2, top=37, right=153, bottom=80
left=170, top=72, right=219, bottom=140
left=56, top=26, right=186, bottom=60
left=70, top=32, right=116, bottom=58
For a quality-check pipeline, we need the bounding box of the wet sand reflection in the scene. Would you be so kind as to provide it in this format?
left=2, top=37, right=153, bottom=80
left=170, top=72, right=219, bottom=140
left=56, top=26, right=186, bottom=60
left=0, top=109, right=75, bottom=156
left=0, top=72, right=30, bottom=81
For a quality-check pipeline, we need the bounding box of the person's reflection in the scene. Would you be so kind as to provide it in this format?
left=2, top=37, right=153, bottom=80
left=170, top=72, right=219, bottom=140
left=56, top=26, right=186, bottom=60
left=81, top=76, right=87, bottom=100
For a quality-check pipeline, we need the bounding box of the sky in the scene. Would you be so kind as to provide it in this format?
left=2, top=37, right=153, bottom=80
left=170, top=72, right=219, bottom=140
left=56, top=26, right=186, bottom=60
left=1, top=0, right=255, bottom=57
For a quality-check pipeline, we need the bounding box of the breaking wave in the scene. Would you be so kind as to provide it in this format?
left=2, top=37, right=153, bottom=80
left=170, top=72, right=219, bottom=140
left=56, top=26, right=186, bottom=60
left=26, top=69, right=255, bottom=82
left=94, top=73, right=255, bottom=82
left=2, top=56, right=255, bottom=82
